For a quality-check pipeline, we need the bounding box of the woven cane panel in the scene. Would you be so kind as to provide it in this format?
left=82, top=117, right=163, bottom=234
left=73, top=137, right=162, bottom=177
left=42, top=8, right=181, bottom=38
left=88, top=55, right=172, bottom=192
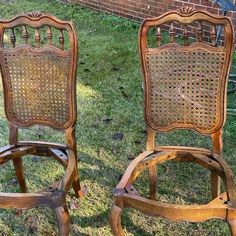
left=145, top=47, right=226, bottom=132
left=0, top=48, right=72, bottom=128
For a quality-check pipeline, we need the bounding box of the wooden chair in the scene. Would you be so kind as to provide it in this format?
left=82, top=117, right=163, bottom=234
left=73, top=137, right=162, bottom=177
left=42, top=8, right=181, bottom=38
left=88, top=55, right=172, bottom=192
left=0, top=11, right=83, bottom=235
left=109, top=7, right=236, bottom=235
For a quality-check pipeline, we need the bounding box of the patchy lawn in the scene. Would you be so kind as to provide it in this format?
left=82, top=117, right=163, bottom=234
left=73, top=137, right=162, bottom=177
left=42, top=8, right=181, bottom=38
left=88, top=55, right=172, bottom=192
left=0, top=0, right=235, bottom=235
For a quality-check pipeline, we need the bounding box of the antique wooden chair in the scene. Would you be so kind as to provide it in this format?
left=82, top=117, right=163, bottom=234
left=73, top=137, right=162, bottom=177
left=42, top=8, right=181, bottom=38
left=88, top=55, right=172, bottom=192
left=109, top=7, right=236, bottom=235
left=0, top=11, right=83, bottom=235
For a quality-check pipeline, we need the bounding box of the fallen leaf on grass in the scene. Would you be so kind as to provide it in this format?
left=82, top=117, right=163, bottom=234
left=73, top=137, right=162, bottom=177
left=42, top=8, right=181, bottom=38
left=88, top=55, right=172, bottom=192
left=102, top=118, right=112, bottom=124
left=32, top=156, right=40, bottom=162
left=128, top=155, right=135, bottom=160
left=121, top=90, right=129, bottom=98
left=112, top=67, right=119, bottom=71
left=134, top=140, right=141, bottom=144
left=69, top=199, right=79, bottom=210
left=15, top=209, right=23, bottom=217
left=112, top=133, right=124, bottom=141
left=8, top=178, right=17, bottom=185
left=25, top=216, right=38, bottom=234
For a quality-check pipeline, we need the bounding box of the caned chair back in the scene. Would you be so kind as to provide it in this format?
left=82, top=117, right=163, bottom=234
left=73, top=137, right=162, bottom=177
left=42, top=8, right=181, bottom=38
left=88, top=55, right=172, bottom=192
left=139, top=7, right=234, bottom=134
left=0, top=11, right=78, bottom=130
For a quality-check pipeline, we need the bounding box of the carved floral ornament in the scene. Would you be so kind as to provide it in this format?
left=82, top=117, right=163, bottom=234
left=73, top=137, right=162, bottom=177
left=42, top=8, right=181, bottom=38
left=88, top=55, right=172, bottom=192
left=26, top=11, right=44, bottom=18
left=177, top=6, right=196, bottom=15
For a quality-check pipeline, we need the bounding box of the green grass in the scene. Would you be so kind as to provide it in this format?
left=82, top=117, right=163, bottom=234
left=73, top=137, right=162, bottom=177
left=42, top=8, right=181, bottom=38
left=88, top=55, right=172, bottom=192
left=0, top=0, right=235, bottom=235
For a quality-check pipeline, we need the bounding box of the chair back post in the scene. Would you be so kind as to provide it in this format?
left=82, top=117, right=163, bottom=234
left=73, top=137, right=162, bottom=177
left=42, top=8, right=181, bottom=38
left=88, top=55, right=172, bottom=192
left=211, top=129, right=223, bottom=156
left=146, top=127, right=156, bottom=151
left=65, top=126, right=76, bottom=153
left=9, top=122, right=18, bottom=145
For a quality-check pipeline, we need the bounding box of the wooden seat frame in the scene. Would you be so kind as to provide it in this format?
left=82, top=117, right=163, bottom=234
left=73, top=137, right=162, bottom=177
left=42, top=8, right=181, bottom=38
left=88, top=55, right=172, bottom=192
left=109, top=7, right=236, bottom=235
left=0, top=11, right=83, bottom=235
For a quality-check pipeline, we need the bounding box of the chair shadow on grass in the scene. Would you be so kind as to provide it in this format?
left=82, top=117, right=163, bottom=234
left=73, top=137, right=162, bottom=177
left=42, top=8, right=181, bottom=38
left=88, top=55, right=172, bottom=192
left=70, top=150, right=155, bottom=235
left=70, top=208, right=154, bottom=236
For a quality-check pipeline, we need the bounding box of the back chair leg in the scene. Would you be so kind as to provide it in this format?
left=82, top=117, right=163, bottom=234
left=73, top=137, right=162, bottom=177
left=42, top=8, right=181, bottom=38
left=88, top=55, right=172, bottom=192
left=12, top=158, right=27, bottom=193
left=109, top=205, right=124, bottom=236
left=54, top=205, right=70, bottom=236
left=148, top=165, right=157, bottom=200
left=211, top=172, right=220, bottom=199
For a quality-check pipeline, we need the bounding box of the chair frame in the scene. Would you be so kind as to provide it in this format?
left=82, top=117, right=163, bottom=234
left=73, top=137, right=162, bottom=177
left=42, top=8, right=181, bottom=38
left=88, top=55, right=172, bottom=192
left=109, top=7, right=236, bottom=235
left=0, top=11, right=83, bottom=235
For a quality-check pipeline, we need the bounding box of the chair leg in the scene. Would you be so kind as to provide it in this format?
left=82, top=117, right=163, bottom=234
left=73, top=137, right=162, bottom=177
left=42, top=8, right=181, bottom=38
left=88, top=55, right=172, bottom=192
left=12, top=158, right=27, bottom=193
left=228, top=220, right=236, bottom=236
left=148, top=165, right=157, bottom=200
left=54, top=205, right=70, bottom=236
left=211, top=172, right=220, bottom=199
left=109, top=205, right=124, bottom=236
left=72, top=167, right=84, bottom=198
left=227, top=209, right=236, bottom=236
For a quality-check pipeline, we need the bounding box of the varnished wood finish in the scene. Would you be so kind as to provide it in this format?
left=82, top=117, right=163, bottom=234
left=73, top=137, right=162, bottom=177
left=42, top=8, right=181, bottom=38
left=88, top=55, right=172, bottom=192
left=109, top=7, right=236, bottom=235
left=0, top=12, right=83, bottom=235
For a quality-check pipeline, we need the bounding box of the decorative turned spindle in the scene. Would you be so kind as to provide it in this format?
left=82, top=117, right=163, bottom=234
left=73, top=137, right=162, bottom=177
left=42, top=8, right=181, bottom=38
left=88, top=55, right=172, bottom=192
left=10, top=28, right=16, bottom=48
left=21, top=26, right=28, bottom=44
left=46, top=26, right=52, bottom=45
left=156, top=27, right=162, bottom=47
left=183, top=25, right=189, bottom=46
left=211, top=25, right=216, bottom=46
left=169, top=22, right=175, bottom=43
left=34, top=28, right=40, bottom=47
left=197, top=21, right=203, bottom=42
left=59, top=30, right=64, bottom=50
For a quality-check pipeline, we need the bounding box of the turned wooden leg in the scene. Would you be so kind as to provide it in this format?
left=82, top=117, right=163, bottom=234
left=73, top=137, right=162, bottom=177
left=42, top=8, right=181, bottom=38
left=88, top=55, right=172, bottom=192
left=148, top=165, right=157, bottom=200
left=55, top=205, right=70, bottom=236
left=12, top=158, right=27, bottom=193
left=211, top=172, right=220, bottom=199
left=109, top=205, right=124, bottom=236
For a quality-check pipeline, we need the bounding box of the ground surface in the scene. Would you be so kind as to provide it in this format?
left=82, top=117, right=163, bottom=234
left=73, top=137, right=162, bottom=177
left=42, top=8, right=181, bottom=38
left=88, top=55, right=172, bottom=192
left=0, top=0, right=235, bottom=235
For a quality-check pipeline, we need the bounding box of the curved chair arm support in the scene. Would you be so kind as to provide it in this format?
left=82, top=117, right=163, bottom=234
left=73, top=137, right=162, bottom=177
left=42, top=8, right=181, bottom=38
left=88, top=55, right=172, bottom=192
left=213, top=154, right=236, bottom=205
left=0, top=145, right=15, bottom=154
left=58, top=148, right=76, bottom=193
left=116, top=151, right=154, bottom=189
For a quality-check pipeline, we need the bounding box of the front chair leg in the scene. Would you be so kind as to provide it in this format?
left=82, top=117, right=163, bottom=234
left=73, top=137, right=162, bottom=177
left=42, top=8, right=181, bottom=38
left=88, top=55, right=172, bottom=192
left=227, top=208, right=236, bottom=236
left=12, top=158, right=27, bottom=193
left=228, top=220, right=236, bottom=236
left=54, top=205, right=70, bottom=236
left=109, top=205, right=124, bottom=236
left=72, top=167, right=84, bottom=198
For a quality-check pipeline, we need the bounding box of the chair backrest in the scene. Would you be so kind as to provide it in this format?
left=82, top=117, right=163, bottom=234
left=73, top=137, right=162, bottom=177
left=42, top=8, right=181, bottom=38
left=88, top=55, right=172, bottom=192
left=0, top=11, right=78, bottom=130
left=139, top=7, right=234, bottom=135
